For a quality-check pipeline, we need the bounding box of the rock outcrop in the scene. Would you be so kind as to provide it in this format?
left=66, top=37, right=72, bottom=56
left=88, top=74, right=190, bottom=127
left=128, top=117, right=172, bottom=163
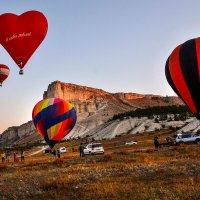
left=0, top=121, right=39, bottom=146
left=0, top=81, right=184, bottom=146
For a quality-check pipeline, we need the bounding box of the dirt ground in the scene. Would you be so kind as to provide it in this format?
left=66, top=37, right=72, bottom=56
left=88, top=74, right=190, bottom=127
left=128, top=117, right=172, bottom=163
left=1, top=130, right=200, bottom=200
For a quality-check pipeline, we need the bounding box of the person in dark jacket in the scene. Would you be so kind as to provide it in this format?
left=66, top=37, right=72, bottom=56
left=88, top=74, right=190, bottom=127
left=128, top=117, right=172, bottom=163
left=154, top=136, right=160, bottom=149
left=52, top=149, right=56, bottom=158
left=21, top=150, right=25, bottom=161
left=6, top=151, right=10, bottom=162
left=79, top=143, right=85, bottom=157
left=57, top=149, right=61, bottom=158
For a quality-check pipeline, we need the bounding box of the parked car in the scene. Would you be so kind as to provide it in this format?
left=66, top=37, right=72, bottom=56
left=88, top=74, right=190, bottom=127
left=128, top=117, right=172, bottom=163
left=58, top=147, right=67, bottom=154
left=43, top=149, right=52, bottom=154
left=176, top=133, right=200, bottom=144
left=125, top=141, right=137, bottom=145
left=83, top=143, right=104, bottom=155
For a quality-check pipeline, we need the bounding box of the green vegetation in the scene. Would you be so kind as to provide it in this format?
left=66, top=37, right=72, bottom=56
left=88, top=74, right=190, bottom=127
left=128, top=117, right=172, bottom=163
left=112, top=105, right=191, bottom=120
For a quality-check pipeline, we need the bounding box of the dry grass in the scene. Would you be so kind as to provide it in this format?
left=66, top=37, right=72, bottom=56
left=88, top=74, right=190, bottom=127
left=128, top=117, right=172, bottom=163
left=1, top=130, right=200, bottom=199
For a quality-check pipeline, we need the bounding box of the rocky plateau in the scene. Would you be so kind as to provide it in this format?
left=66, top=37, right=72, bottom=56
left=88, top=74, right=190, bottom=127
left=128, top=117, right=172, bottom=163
left=0, top=81, right=187, bottom=147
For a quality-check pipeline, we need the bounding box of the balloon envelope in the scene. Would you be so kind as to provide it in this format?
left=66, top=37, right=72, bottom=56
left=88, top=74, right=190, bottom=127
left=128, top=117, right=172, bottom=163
left=165, top=37, right=200, bottom=119
left=32, top=98, right=77, bottom=148
left=0, top=10, right=48, bottom=74
left=0, top=64, right=10, bottom=86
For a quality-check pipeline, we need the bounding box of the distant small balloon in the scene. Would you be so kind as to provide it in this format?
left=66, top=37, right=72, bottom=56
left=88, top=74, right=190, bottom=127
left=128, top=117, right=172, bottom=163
left=0, top=64, right=10, bottom=86
left=32, top=98, right=77, bottom=149
left=0, top=10, right=48, bottom=75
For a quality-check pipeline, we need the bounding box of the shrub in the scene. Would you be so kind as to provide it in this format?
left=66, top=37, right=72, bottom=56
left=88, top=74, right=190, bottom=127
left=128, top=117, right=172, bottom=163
left=111, top=105, right=190, bottom=121
left=103, top=154, right=113, bottom=160
left=161, top=124, right=165, bottom=129
left=114, top=150, right=129, bottom=155
left=145, top=125, right=149, bottom=129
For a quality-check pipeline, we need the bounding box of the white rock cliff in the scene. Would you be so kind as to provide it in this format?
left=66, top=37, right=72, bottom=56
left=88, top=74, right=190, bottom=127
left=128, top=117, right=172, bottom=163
left=0, top=81, right=184, bottom=146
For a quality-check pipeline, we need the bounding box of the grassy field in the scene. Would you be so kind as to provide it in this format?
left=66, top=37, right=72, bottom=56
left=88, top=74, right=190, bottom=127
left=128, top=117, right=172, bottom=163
left=1, top=130, right=200, bottom=200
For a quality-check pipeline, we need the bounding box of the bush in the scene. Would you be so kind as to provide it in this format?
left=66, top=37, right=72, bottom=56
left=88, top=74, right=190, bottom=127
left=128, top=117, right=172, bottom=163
left=161, top=124, right=165, bottom=129
left=169, top=126, right=178, bottom=131
left=154, top=118, right=159, bottom=123
left=145, top=125, right=149, bottom=129
left=112, top=105, right=190, bottom=121
left=167, top=117, right=173, bottom=122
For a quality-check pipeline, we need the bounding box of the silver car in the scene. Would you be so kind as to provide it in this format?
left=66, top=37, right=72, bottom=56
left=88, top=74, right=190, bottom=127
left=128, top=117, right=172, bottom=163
left=58, top=147, right=67, bottom=154
left=84, top=143, right=104, bottom=155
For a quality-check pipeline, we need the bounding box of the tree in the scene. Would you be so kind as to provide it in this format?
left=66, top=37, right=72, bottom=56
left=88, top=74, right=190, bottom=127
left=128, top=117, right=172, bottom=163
left=154, top=117, right=159, bottom=123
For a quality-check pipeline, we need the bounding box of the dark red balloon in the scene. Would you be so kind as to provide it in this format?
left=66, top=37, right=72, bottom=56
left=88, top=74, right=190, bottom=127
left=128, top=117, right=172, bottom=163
left=0, top=11, right=48, bottom=74
left=165, top=37, right=200, bottom=119
left=0, top=64, right=10, bottom=86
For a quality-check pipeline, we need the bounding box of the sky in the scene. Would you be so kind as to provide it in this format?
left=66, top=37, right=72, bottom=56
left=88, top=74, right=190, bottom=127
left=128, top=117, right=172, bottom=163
left=1, top=0, right=200, bottom=133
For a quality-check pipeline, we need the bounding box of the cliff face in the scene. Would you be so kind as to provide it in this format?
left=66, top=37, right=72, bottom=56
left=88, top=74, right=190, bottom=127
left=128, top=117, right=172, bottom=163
left=0, top=81, right=184, bottom=146
left=43, top=81, right=183, bottom=116
left=43, top=81, right=115, bottom=117
left=0, top=121, right=37, bottom=146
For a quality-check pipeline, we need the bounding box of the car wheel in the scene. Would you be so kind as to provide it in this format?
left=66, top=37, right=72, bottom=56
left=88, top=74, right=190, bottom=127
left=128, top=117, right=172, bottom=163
left=196, top=139, right=200, bottom=144
left=179, top=141, right=184, bottom=145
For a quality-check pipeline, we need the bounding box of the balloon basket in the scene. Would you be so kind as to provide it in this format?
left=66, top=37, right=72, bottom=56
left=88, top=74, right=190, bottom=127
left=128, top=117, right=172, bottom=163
left=19, top=69, right=24, bottom=75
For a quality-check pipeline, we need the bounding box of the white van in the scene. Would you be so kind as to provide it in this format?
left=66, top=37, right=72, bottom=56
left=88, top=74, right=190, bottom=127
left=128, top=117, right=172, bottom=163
left=58, top=147, right=67, bottom=154
left=83, top=143, right=104, bottom=155
left=176, top=133, right=200, bottom=144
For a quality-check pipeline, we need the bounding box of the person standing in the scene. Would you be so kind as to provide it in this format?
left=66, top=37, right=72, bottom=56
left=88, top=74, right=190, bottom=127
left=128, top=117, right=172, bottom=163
left=57, top=149, right=61, bottom=158
left=154, top=136, right=160, bottom=149
left=1, top=152, right=5, bottom=163
left=13, top=152, right=16, bottom=162
left=79, top=143, right=85, bottom=157
left=21, top=150, right=25, bottom=161
left=16, top=152, right=20, bottom=162
left=52, top=149, right=56, bottom=158
left=6, top=151, right=10, bottom=162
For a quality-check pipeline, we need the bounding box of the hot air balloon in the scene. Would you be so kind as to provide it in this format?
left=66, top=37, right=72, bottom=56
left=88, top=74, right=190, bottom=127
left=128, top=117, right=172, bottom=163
left=32, top=98, right=77, bottom=149
left=165, top=37, right=200, bottom=119
left=0, top=64, right=10, bottom=86
left=0, top=10, right=48, bottom=75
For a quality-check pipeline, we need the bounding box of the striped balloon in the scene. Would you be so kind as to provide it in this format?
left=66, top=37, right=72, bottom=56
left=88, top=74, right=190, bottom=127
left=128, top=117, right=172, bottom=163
left=165, top=37, right=200, bottom=119
left=0, top=64, right=10, bottom=86
left=32, top=98, right=77, bottom=148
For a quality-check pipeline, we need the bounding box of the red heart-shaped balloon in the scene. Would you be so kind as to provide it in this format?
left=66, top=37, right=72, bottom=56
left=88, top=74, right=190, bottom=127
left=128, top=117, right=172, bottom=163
left=0, top=11, right=48, bottom=73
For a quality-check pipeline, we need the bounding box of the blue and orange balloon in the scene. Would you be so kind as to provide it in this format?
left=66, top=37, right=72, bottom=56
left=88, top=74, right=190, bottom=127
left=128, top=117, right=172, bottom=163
left=32, top=98, right=77, bottom=148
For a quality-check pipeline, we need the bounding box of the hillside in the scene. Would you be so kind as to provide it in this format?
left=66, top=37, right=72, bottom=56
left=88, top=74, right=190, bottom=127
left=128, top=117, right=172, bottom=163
left=1, top=130, right=200, bottom=200
left=0, top=81, right=184, bottom=147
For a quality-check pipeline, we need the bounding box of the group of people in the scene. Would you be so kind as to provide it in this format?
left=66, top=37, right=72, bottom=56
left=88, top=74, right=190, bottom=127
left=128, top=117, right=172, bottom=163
left=52, top=149, right=61, bottom=158
left=154, top=136, right=174, bottom=149
left=1, top=150, right=25, bottom=163
left=51, top=144, right=85, bottom=158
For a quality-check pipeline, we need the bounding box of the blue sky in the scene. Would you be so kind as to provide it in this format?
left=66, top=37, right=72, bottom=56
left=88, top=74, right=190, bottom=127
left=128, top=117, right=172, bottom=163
left=1, top=0, right=200, bottom=133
